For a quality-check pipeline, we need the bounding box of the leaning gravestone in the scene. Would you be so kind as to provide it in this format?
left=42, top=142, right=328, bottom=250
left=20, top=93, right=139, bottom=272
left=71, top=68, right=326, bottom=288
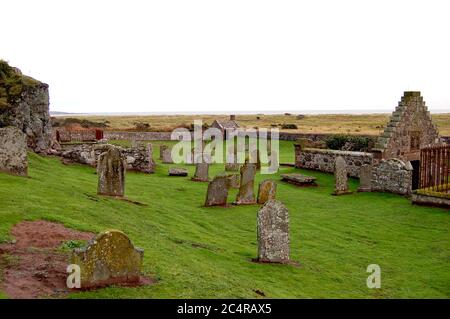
left=71, top=230, right=144, bottom=288
left=257, top=180, right=277, bottom=204
left=357, top=164, right=372, bottom=192
left=191, top=162, right=209, bottom=182
left=333, top=156, right=351, bottom=195
left=205, top=175, right=230, bottom=206
left=97, top=146, right=125, bottom=197
left=159, top=144, right=168, bottom=160
left=235, top=161, right=257, bottom=205
left=257, top=200, right=290, bottom=263
left=0, top=126, right=28, bottom=176
left=162, top=147, right=173, bottom=164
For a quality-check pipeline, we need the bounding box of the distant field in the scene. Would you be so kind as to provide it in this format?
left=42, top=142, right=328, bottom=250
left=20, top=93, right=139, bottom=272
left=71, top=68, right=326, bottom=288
left=56, top=113, right=450, bottom=136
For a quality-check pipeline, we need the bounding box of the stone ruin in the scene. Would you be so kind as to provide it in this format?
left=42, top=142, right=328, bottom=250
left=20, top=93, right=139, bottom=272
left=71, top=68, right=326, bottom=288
left=61, top=143, right=155, bottom=174
left=0, top=126, right=28, bottom=176
left=257, top=180, right=277, bottom=204
left=333, top=156, right=351, bottom=195
left=71, top=230, right=144, bottom=288
left=97, top=146, right=126, bottom=197
left=0, top=61, right=53, bottom=153
left=371, top=158, right=413, bottom=196
left=235, top=161, right=257, bottom=205
left=256, top=200, right=290, bottom=264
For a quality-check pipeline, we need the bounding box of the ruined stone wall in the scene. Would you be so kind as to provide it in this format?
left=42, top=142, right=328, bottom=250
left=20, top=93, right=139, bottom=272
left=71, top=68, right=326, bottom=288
left=371, top=158, right=412, bottom=196
left=294, top=145, right=373, bottom=178
left=374, top=92, right=440, bottom=162
left=61, top=143, right=155, bottom=173
left=104, top=131, right=176, bottom=141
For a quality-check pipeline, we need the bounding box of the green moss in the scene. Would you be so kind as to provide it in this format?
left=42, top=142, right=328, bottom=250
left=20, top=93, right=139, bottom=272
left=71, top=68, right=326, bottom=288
left=0, top=60, right=40, bottom=105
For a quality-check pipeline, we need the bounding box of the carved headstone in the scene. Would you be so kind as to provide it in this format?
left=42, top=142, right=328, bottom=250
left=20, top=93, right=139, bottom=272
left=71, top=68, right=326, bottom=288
left=257, top=200, right=290, bottom=263
left=97, top=146, right=125, bottom=197
left=333, top=156, right=350, bottom=195
left=192, top=162, right=209, bottom=182
left=205, top=175, right=229, bottom=206
left=257, top=180, right=277, bottom=204
left=0, top=126, right=28, bottom=176
left=235, top=161, right=257, bottom=205
left=71, top=230, right=144, bottom=288
left=357, top=164, right=372, bottom=192
left=162, top=147, right=173, bottom=164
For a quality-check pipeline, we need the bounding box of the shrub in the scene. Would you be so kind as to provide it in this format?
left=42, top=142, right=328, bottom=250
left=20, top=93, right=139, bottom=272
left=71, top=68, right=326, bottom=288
left=325, top=135, right=372, bottom=152
left=281, top=123, right=298, bottom=129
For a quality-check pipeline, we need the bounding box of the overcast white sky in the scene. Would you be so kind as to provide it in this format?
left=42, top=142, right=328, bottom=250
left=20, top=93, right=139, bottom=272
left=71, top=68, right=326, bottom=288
left=1, top=0, right=449, bottom=113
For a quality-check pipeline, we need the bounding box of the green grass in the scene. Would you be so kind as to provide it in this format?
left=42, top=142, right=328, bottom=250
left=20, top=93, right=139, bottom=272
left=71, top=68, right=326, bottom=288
left=0, top=143, right=449, bottom=299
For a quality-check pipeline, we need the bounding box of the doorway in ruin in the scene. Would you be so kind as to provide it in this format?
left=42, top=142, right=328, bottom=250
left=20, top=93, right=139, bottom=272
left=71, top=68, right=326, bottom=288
left=411, top=160, right=420, bottom=190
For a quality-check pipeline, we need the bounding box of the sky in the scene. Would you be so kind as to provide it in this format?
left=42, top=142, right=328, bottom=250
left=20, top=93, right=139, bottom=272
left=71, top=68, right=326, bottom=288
left=1, top=0, right=449, bottom=114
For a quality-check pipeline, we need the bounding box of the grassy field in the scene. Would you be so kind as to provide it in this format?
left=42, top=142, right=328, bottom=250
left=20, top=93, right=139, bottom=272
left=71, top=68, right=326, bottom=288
left=0, top=141, right=449, bottom=298
left=56, top=113, right=450, bottom=135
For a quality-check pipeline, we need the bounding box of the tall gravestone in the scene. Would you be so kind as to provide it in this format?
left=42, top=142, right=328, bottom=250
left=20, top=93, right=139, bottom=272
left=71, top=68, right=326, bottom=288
left=257, top=200, right=290, bottom=263
left=257, top=180, right=277, bottom=204
left=97, top=146, right=125, bottom=197
left=205, top=175, right=229, bottom=206
left=235, top=161, right=257, bottom=205
left=146, top=143, right=156, bottom=173
left=333, top=156, right=350, bottom=195
left=159, top=144, right=168, bottom=160
left=0, top=126, right=28, bottom=176
left=357, top=164, right=372, bottom=192
left=162, top=147, right=173, bottom=164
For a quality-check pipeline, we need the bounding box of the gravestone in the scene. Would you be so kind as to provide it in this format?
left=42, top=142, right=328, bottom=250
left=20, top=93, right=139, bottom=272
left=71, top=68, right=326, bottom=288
left=257, top=200, right=290, bottom=263
left=333, top=156, right=351, bottom=195
left=97, top=146, right=125, bottom=197
left=146, top=143, right=156, bottom=173
left=71, top=230, right=144, bottom=288
left=225, top=163, right=240, bottom=171
left=257, top=180, right=277, bottom=204
left=227, top=173, right=240, bottom=189
left=0, top=126, right=28, bottom=176
left=281, top=173, right=317, bottom=187
left=159, top=144, right=168, bottom=160
left=191, top=162, right=209, bottom=182
left=169, top=167, right=188, bottom=176
left=235, top=161, right=257, bottom=205
left=162, top=147, right=173, bottom=164
left=357, top=164, right=372, bottom=192
left=205, top=175, right=230, bottom=206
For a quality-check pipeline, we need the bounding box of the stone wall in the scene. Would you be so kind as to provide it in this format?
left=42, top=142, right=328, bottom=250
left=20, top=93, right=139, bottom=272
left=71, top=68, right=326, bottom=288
left=104, top=131, right=175, bottom=141
left=371, top=158, right=412, bottom=196
left=294, top=145, right=373, bottom=177
left=61, top=143, right=155, bottom=173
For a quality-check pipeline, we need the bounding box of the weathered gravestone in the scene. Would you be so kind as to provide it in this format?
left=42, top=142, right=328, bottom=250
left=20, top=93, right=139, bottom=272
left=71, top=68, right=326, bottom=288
left=191, top=162, right=209, bottom=182
left=169, top=167, right=188, bottom=176
left=333, top=156, right=351, bottom=195
left=159, top=144, right=168, bottom=160
left=71, top=230, right=144, bottom=288
left=235, top=161, right=257, bottom=205
left=225, top=162, right=240, bottom=171
left=257, top=180, right=277, bottom=204
left=162, top=147, right=173, bottom=164
left=146, top=143, right=156, bottom=173
left=256, top=200, right=290, bottom=263
left=0, top=126, right=28, bottom=176
left=205, top=175, right=230, bottom=206
left=357, top=164, right=372, bottom=192
left=281, top=173, right=317, bottom=187
left=97, top=146, right=125, bottom=197
left=227, top=173, right=240, bottom=189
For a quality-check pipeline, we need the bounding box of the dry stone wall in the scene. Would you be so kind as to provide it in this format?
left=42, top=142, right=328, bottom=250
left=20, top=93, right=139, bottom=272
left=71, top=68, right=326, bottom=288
left=371, top=158, right=412, bottom=196
left=295, top=146, right=373, bottom=178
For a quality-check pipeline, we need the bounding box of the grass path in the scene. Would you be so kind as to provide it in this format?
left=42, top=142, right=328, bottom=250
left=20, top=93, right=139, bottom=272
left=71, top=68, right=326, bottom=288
left=0, top=144, right=449, bottom=298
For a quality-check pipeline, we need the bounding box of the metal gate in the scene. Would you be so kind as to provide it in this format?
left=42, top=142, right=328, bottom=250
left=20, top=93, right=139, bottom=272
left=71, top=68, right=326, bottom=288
left=419, top=144, right=450, bottom=194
